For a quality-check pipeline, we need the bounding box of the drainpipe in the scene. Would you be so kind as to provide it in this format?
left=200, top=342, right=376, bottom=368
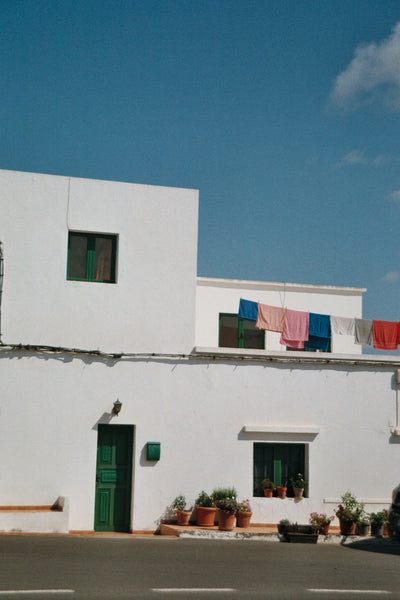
left=0, top=241, right=3, bottom=343
left=391, top=369, right=400, bottom=436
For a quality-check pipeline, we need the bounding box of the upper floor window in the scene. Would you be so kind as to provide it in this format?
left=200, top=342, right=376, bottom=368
left=67, top=232, right=117, bottom=283
left=219, top=313, right=265, bottom=349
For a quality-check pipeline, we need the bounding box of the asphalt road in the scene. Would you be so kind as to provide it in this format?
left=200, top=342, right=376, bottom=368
left=0, top=535, right=399, bottom=599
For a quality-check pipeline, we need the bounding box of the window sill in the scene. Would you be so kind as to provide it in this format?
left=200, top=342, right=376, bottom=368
left=243, top=425, right=319, bottom=435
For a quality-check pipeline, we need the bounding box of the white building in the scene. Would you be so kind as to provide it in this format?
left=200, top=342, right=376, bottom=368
left=0, top=169, right=398, bottom=533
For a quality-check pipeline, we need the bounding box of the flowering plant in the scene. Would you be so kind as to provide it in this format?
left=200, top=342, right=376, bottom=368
left=195, top=490, right=214, bottom=507
left=237, top=499, right=252, bottom=513
left=290, top=473, right=306, bottom=489
left=335, top=491, right=363, bottom=522
left=215, top=497, right=238, bottom=515
left=309, top=512, right=333, bottom=527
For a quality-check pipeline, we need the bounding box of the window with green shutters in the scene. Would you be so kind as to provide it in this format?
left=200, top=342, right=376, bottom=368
left=219, top=313, right=265, bottom=349
left=67, top=232, right=117, bottom=283
left=253, top=443, right=306, bottom=497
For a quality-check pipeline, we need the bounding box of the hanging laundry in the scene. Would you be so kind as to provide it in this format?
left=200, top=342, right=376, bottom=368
left=280, top=309, right=309, bottom=349
left=354, top=319, right=373, bottom=345
left=304, top=335, right=330, bottom=351
left=331, top=316, right=355, bottom=336
left=373, top=320, right=399, bottom=350
left=238, top=299, right=258, bottom=321
left=308, top=313, right=331, bottom=339
left=256, top=303, right=286, bottom=332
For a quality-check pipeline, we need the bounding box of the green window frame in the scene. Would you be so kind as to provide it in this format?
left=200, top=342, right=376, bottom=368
left=219, top=313, right=265, bottom=349
left=67, top=232, right=117, bottom=283
left=253, top=442, right=306, bottom=497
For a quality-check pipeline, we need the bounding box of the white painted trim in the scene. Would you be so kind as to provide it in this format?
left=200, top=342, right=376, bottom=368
left=323, top=498, right=390, bottom=504
left=243, top=425, right=320, bottom=435
left=193, top=346, right=400, bottom=367
left=196, top=276, right=366, bottom=295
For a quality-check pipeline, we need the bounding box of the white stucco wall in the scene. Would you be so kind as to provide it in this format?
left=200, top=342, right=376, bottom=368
left=1, top=351, right=397, bottom=531
left=0, top=169, right=199, bottom=354
left=0, top=169, right=394, bottom=534
left=196, top=278, right=365, bottom=354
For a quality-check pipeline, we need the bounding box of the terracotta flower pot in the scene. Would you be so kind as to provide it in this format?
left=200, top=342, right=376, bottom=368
left=319, top=523, right=330, bottom=536
left=218, top=509, right=236, bottom=531
left=293, top=487, right=304, bottom=499
left=276, top=486, right=287, bottom=499
left=236, top=511, right=252, bottom=528
left=195, top=506, right=217, bottom=527
left=263, top=488, right=273, bottom=498
left=339, top=518, right=356, bottom=535
left=176, top=509, right=191, bottom=526
left=383, top=523, right=391, bottom=537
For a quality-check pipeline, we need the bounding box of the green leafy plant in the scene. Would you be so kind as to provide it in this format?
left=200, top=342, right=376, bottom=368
left=215, top=497, right=238, bottom=515
left=212, top=487, right=237, bottom=502
left=335, top=491, right=363, bottom=523
left=172, top=495, right=189, bottom=511
left=195, top=490, right=214, bottom=507
left=370, top=511, right=386, bottom=526
left=290, top=473, right=306, bottom=489
left=277, top=518, right=291, bottom=537
left=237, top=499, right=252, bottom=513
left=382, top=508, right=390, bottom=524
left=261, top=478, right=275, bottom=490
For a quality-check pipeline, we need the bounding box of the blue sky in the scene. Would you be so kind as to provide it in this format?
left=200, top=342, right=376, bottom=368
left=2, top=0, right=400, bottom=337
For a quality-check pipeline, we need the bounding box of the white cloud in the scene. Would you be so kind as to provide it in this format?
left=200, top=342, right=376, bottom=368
left=338, top=149, right=390, bottom=167
left=382, top=271, right=400, bottom=283
left=330, top=22, right=400, bottom=110
left=388, top=190, right=400, bottom=202
left=341, top=149, right=367, bottom=165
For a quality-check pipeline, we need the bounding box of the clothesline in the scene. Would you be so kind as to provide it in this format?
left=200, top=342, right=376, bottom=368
left=238, top=299, right=400, bottom=351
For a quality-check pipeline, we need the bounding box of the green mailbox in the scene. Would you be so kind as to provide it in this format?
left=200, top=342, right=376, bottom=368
left=147, top=441, right=161, bottom=461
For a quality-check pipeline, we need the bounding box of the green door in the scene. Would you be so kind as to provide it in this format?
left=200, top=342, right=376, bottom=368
left=94, top=424, right=133, bottom=532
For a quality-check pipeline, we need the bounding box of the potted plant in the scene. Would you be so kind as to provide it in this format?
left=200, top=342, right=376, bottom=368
left=214, top=497, right=238, bottom=531
left=335, top=491, right=362, bottom=535
left=290, top=473, right=306, bottom=499
left=172, top=495, right=192, bottom=526
left=309, top=512, right=333, bottom=535
left=285, top=522, right=318, bottom=544
left=212, top=487, right=237, bottom=503
left=236, top=499, right=252, bottom=528
left=382, top=509, right=391, bottom=537
left=370, top=511, right=386, bottom=537
left=277, top=518, right=291, bottom=540
left=261, top=478, right=275, bottom=498
left=355, top=505, right=370, bottom=536
left=276, top=481, right=287, bottom=499
left=195, top=491, right=216, bottom=527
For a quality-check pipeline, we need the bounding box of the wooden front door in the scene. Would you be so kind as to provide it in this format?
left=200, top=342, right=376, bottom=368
left=94, top=424, right=133, bottom=532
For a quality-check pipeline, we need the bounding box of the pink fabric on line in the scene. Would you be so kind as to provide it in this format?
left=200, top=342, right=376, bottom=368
left=280, top=309, right=309, bottom=348
left=373, top=320, right=399, bottom=350
left=256, top=304, right=286, bottom=332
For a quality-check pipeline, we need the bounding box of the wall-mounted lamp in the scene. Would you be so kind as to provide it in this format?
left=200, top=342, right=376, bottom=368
left=112, top=399, right=122, bottom=417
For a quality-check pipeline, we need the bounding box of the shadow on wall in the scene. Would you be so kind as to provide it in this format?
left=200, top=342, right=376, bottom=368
left=92, top=412, right=113, bottom=431
left=139, top=444, right=160, bottom=467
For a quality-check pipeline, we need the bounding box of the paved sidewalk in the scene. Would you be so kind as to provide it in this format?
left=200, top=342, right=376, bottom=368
left=160, top=522, right=355, bottom=542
